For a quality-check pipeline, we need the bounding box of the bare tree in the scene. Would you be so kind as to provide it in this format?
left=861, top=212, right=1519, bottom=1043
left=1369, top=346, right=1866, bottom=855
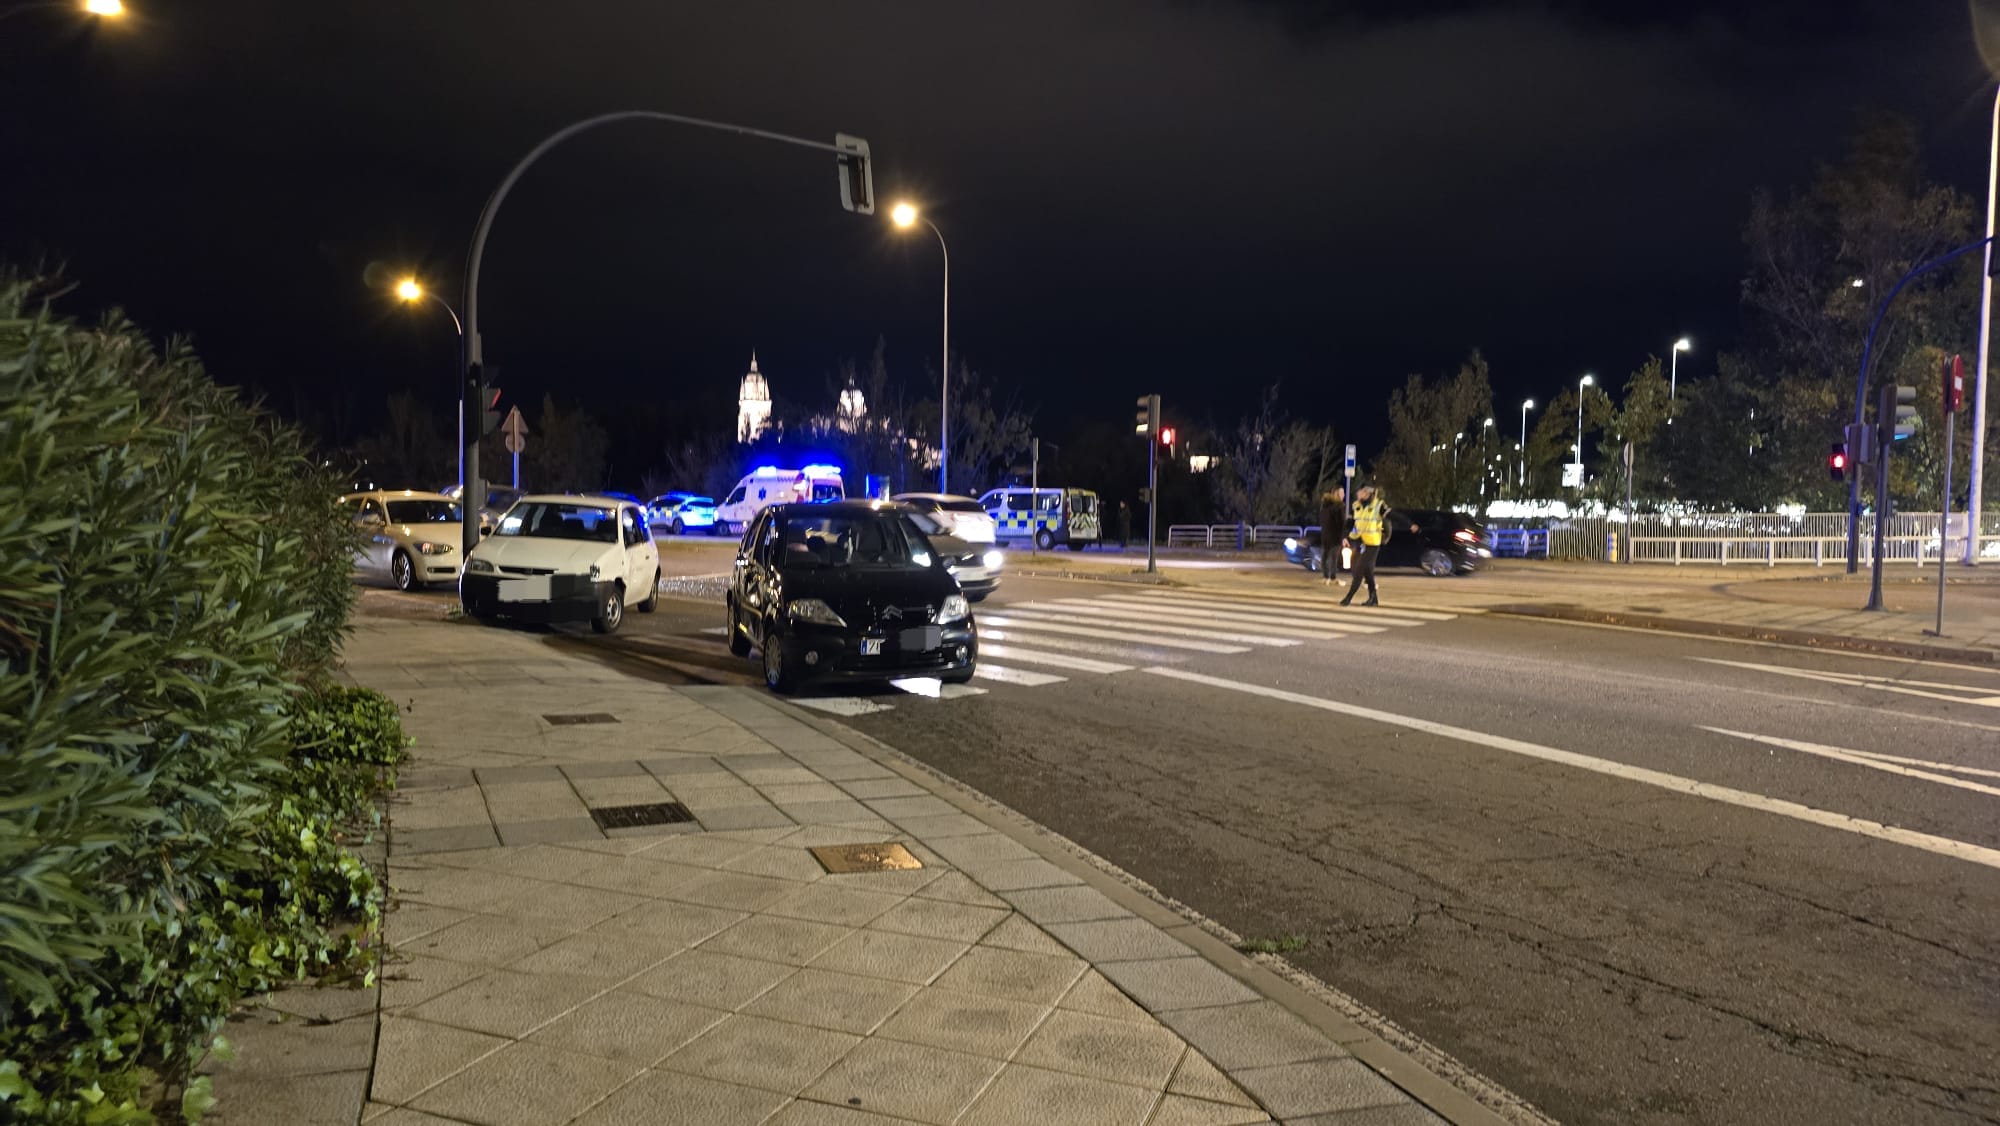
left=1209, top=386, right=1322, bottom=524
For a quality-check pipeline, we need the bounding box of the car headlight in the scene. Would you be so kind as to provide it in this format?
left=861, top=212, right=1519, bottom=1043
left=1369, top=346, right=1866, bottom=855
left=466, top=558, right=497, bottom=574
left=981, top=550, right=1003, bottom=571
left=938, top=594, right=970, bottom=624
left=787, top=598, right=847, bottom=627
left=1283, top=537, right=1298, bottom=551
left=415, top=541, right=454, bottom=555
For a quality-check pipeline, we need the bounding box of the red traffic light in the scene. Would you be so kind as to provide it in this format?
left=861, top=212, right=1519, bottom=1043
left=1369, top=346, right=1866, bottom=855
left=1159, top=426, right=1176, bottom=446
left=1828, top=442, right=1847, bottom=482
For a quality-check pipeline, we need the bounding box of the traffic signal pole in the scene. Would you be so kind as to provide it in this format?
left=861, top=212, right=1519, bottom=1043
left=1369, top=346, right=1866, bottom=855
left=1868, top=416, right=1890, bottom=612
left=1147, top=424, right=1158, bottom=575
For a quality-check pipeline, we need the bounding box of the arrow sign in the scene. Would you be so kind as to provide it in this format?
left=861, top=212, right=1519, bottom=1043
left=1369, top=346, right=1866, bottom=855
left=501, top=406, right=528, bottom=455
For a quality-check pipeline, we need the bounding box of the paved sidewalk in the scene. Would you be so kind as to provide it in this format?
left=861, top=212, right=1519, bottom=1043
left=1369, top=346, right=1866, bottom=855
left=336, top=612, right=1519, bottom=1126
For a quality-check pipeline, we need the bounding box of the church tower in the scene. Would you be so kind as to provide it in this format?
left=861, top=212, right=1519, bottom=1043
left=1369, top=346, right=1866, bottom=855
left=737, top=352, right=771, bottom=444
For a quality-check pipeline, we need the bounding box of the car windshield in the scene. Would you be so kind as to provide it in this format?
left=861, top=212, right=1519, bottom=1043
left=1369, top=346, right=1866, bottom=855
left=386, top=499, right=461, bottom=524
left=685, top=496, right=715, bottom=507
left=494, top=502, right=620, bottom=543
left=780, top=514, right=932, bottom=570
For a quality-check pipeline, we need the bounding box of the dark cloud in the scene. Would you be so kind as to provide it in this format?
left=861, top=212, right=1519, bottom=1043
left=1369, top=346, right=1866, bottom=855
left=0, top=0, right=1983, bottom=469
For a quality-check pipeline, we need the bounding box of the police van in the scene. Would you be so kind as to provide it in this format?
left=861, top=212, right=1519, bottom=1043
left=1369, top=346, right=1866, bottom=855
left=976, top=487, right=1101, bottom=550
left=716, top=465, right=844, bottom=535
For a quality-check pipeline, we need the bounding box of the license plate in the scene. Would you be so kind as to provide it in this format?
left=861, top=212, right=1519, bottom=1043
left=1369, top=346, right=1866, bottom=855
left=860, top=638, right=885, bottom=656
left=899, top=626, right=942, bottom=652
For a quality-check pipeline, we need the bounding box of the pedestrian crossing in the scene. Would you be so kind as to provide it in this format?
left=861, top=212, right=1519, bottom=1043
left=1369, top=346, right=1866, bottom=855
left=780, top=586, right=1465, bottom=716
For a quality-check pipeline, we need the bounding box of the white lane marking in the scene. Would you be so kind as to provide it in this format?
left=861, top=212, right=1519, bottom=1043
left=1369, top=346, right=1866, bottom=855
left=994, top=607, right=1301, bottom=648
left=1024, top=600, right=1355, bottom=640
left=791, top=696, right=897, bottom=716
left=978, top=627, right=1180, bottom=663
left=1838, top=748, right=2000, bottom=781
left=1084, top=596, right=1387, bottom=635
left=1132, top=588, right=1461, bottom=621
left=978, top=643, right=1131, bottom=674
left=1696, top=658, right=2000, bottom=709
left=1111, top=591, right=1431, bottom=629
left=888, top=678, right=990, bottom=700
left=979, top=614, right=1250, bottom=654
left=1144, top=666, right=2000, bottom=873
left=973, top=663, right=1069, bottom=687
left=1702, top=727, right=2000, bottom=799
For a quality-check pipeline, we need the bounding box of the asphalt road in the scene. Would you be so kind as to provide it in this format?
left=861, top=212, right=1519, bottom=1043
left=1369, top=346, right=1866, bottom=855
left=379, top=561, right=2000, bottom=1126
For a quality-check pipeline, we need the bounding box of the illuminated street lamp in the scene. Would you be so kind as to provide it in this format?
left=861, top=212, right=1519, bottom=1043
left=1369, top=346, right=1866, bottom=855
left=0, top=0, right=125, bottom=22
left=1519, top=399, right=1534, bottom=490
left=1575, top=374, right=1595, bottom=478
left=1670, top=336, right=1691, bottom=401
left=395, top=276, right=466, bottom=493
left=891, top=200, right=951, bottom=492
left=83, top=0, right=123, bottom=14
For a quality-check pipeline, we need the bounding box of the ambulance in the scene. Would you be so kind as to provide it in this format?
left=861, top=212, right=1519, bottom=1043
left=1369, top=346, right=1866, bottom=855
left=977, top=486, right=1101, bottom=550
left=716, top=465, right=845, bottom=535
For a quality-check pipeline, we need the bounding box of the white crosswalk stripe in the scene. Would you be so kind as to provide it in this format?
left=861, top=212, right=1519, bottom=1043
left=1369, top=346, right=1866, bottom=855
left=707, top=585, right=1456, bottom=715
left=973, top=663, right=1068, bottom=687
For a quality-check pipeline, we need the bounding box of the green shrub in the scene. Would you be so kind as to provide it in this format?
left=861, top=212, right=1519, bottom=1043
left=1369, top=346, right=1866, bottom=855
left=0, top=275, right=393, bottom=1123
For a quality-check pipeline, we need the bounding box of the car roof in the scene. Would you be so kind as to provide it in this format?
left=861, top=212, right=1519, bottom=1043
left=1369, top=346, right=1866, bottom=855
left=892, top=492, right=981, bottom=503
left=343, top=489, right=455, bottom=502
left=769, top=500, right=911, bottom=518
left=516, top=493, right=634, bottom=508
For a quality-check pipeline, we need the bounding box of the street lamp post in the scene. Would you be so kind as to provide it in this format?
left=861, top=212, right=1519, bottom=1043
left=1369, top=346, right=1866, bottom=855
left=396, top=277, right=465, bottom=495
left=458, top=110, right=872, bottom=556
left=1669, top=336, right=1691, bottom=410
left=1966, top=85, right=1998, bottom=566
left=891, top=202, right=950, bottom=493
left=1519, top=399, right=1534, bottom=491
left=1575, top=374, right=1595, bottom=484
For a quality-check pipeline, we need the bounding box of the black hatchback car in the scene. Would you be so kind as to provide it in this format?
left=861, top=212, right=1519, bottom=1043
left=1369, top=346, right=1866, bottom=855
left=726, top=501, right=978, bottom=693
left=1283, top=509, right=1491, bottom=576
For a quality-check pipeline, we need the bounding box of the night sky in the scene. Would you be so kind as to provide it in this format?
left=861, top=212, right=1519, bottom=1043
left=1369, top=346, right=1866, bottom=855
left=3, top=0, right=1992, bottom=476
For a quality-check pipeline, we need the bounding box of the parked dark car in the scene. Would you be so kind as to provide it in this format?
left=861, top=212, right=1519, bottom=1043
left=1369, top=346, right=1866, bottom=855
left=726, top=501, right=978, bottom=693
left=1283, top=509, right=1490, bottom=576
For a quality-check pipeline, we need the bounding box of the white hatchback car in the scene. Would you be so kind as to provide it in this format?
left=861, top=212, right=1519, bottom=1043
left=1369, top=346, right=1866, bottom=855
left=340, top=490, right=466, bottom=591
left=459, top=494, right=661, bottom=633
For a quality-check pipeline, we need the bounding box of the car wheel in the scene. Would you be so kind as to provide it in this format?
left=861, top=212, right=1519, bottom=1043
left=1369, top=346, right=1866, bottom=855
left=390, top=550, right=420, bottom=592
left=726, top=599, right=752, bottom=657
left=671, top=518, right=685, bottom=535
left=1035, top=529, right=1054, bottom=550
left=592, top=584, right=625, bottom=634
left=638, top=570, right=659, bottom=613
left=761, top=622, right=800, bottom=693
left=1419, top=549, right=1453, bottom=577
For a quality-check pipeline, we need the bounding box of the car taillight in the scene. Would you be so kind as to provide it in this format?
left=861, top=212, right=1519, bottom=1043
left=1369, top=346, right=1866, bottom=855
left=1454, top=530, right=1477, bottom=543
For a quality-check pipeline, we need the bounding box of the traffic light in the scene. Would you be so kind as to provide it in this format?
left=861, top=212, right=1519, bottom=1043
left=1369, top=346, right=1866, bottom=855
left=1159, top=426, right=1176, bottom=447
left=1134, top=393, right=1160, bottom=437
left=1880, top=382, right=1917, bottom=443
left=1828, top=442, right=1847, bottom=482
left=834, top=133, right=874, bottom=216
left=466, top=365, right=503, bottom=437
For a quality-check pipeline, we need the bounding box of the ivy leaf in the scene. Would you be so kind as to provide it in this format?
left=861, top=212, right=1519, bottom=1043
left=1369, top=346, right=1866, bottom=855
left=181, top=1075, right=218, bottom=1122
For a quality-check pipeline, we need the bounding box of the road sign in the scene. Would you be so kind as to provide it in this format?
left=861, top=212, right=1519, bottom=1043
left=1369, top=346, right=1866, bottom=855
left=1945, top=353, right=1965, bottom=414
left=1343, top=443, right=1356, bottom=478
left=500, top=406, right=528, bottom=451
left=1562, top=462, right=1583, bottom=488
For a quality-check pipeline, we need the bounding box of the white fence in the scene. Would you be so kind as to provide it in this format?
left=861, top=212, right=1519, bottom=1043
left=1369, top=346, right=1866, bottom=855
left=1166, top=524, right=1303, bottom=549
left=1627, top=512, right=2000, bottom=566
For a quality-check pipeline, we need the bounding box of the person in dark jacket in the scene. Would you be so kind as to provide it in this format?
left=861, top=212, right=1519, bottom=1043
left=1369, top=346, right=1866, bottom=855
left=1118, top=500, right=1132, bottom=549
left=1317, top=488, right=1344, bottom=584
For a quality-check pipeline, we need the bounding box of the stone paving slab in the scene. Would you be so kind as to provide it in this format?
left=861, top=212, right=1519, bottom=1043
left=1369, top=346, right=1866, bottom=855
left=218, top=612, right=1521, bottom=1126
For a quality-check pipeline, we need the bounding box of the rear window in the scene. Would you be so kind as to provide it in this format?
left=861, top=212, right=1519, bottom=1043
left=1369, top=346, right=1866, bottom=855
left=386, top=499, right=461, bottom=524
left=1068, top=494, right=1098, bottom=516
left=810, top=482, right=843, bottom=502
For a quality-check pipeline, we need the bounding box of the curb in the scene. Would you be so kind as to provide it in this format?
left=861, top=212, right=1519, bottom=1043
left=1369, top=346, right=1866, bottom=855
left=761, top=692, right=1542, bottom=1126
left=1491, top=603, right=1997, bottom=663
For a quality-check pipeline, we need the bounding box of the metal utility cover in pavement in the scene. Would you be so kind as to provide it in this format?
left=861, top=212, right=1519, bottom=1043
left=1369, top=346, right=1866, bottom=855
left=589, top=802, right=696, bottom=830
left=543, top=712, right=620, bottom=726
left=809, top=842, right=925, bottom=874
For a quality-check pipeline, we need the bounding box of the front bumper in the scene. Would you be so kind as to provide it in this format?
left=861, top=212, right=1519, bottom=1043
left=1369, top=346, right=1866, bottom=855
left=416, top=555, right=463, bottom=583
left=460, top=572, right=613, bottom=623
left=780, top=623, right=978, bottom=683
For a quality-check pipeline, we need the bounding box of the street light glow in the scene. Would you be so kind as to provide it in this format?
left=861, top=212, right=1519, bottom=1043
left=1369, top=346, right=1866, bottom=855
left=395, top=277, right=423, bottom=302
left=83, top=0, right=124, bottom=15
left=1580, top=374, right=1595, bottom=388
left=1674, top=337, right=1692, bottom=352
left=1851, top=277, right=1866, bottom=288
left=890, top=201, right=918, bottom=229
left=1523, top=399, right=1534, bottom=410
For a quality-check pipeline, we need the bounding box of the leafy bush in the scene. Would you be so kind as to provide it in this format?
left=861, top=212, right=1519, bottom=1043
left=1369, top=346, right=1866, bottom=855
left=0, top=275, right=398, bottom=1123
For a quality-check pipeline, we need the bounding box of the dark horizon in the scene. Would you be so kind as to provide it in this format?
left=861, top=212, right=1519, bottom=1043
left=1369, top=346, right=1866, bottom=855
left=3, top=0, right=1992, bottom=483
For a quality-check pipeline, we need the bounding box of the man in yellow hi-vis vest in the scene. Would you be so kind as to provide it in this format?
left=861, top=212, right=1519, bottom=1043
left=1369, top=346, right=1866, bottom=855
left=1341, top=485, right=1416, bottom=607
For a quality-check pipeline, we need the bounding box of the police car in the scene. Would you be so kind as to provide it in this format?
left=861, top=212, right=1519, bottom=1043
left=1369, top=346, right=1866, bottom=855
left=977, top=486, right=1100, bottom=551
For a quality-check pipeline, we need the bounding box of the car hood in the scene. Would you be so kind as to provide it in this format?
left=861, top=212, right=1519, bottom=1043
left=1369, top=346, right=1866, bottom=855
left=390, top=523, right=462, bottom=545
left=780, top=564, right=961, bottom=626
left=469, top=536, right=620, bottom=573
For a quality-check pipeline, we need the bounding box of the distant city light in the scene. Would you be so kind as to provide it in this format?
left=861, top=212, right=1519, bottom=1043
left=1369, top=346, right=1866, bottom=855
left=83, top=0, right=124, bottom=16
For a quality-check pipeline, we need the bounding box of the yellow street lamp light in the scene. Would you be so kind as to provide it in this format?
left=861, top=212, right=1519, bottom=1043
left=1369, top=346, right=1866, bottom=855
left=889, top=199, right=952, bottom=489
left=83, top=0, right=124, bottom=14
left=395, top=277, right=424, bottom=303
